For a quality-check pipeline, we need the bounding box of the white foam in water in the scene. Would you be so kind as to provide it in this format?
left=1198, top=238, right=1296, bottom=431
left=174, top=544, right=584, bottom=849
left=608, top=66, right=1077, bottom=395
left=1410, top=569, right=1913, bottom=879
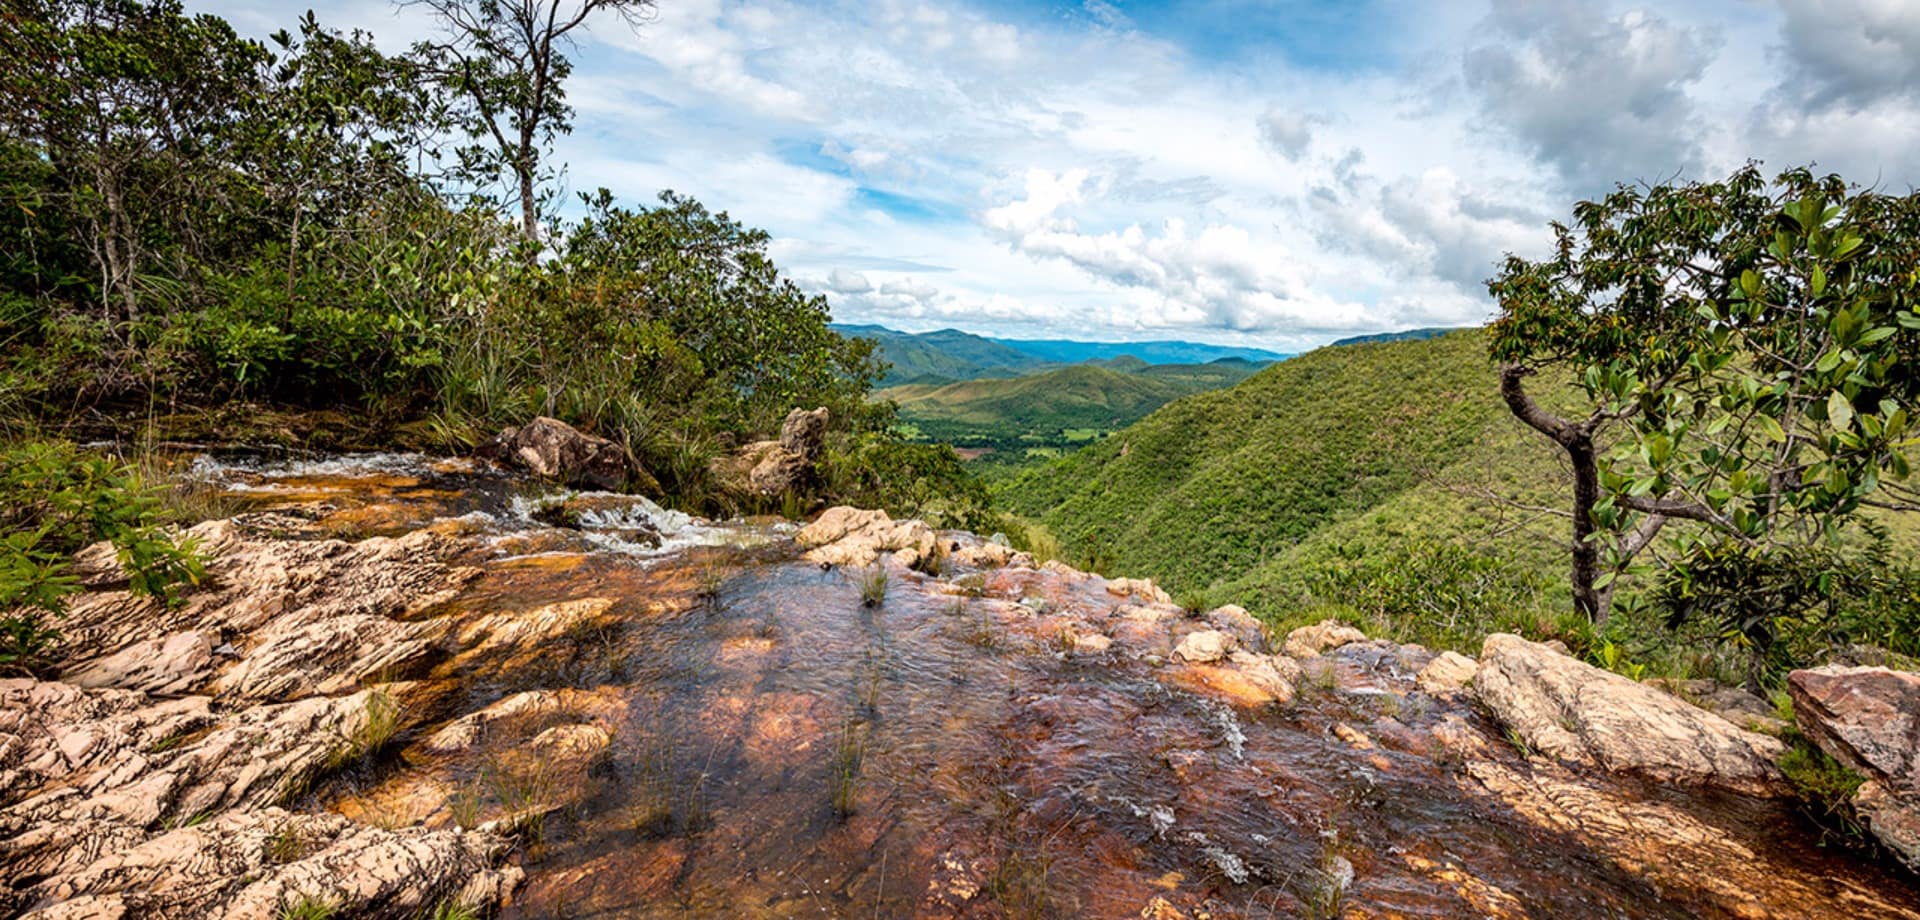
left=507, top=490, right=749, bottom=559
left=189, top=452, right=435, bottom=485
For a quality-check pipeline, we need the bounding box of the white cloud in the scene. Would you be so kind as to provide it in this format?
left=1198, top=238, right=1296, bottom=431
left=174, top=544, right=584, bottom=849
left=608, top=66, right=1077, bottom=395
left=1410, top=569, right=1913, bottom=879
left=200, top=0, right=1920, bottom=348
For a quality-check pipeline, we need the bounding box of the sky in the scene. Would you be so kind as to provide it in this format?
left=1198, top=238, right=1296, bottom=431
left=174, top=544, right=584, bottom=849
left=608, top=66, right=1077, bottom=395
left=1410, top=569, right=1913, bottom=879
left=204, top=0, right=1920, bottom=351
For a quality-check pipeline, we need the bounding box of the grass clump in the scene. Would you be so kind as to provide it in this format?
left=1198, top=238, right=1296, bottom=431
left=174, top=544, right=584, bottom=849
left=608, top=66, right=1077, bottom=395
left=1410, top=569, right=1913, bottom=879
left=275, top=895, right=337, bottom=920
left=828, top=716, right=867, bottom=819
left=1779, top=730, right=1867, bottom=836
left=857, top=564, right=888, bottom=608
left=326, top=688, right=402, bottom=770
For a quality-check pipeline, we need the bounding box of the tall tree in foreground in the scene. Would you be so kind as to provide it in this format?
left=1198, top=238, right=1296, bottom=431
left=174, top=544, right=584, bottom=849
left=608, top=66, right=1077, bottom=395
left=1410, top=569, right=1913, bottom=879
left=403, top=0, right=655, bottom=242
left=1489, top=166, right=1920, bottom=643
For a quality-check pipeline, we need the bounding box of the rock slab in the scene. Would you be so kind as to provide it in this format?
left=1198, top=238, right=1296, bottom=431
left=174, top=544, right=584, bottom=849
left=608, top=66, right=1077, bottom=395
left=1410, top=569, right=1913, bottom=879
left=1790, top=665, right=1920, bottom=869
left=1476, top=633, right=1785, bottom=796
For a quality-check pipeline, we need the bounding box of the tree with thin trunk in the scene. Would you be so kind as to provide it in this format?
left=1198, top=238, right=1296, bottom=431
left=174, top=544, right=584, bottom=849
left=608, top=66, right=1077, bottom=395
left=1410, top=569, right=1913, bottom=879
left=1489, top=165, right=1920, bottom=649
left=403, top=0, right=656, bottom=244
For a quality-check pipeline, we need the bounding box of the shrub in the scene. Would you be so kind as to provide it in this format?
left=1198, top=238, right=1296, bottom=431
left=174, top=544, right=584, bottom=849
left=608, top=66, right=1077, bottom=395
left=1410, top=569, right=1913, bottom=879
left=0, top=441, right=206, bottom=676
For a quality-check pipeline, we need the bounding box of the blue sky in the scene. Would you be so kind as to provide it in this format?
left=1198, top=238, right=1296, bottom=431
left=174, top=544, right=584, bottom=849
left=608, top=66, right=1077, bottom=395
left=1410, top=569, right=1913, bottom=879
left=206, top=0, right=1920, bottom=350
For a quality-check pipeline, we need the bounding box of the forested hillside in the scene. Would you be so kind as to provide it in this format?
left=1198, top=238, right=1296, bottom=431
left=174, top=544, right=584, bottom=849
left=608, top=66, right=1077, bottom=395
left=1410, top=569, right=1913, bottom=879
left=1003, top=330, right=1571, bottom=636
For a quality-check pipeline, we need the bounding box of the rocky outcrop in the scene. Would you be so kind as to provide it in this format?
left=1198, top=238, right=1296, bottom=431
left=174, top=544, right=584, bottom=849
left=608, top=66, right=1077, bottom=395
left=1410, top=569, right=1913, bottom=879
left=57, top=520, right=475, bottom=699
left=1416, top=650, right=1478, bottom=696
left=711, top=407, right=832, bottom=499
left=1172, top=629, right=1236, bottom=664
left=1790, top=666, right=1920, bottom=869
left=482, top=416, right=645, bottom=492
left=1105, top=577, right=1173, bottom=605
left=1476, top=633, right=1785, bottom=796
left=1282, top=619, right=1368, bottom=659
left=6, top=807, right=518, bottom=919
left=796, top=506, right=936, bottom=568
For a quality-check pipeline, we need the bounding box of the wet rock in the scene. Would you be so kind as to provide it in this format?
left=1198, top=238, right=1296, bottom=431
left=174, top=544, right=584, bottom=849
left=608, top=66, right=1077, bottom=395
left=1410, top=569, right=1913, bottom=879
left=795, top=506, right=936, bottom=568
left=1282, top=619, right=1367, bottom=659
left=1073, top=633, right=1114, bottom=654
left=1789, top=665, right=1920, bottom=868
left=7, top=807, right=518, bottom=920
left=1416, top=651, right=1478, bottom=696
left=60, top=631, right=212, bottom=698
left=422, top=687, right=625, bottom=754
left=1172, top=629, right=1235, bottom=664
left=482, top=416, right=641, bottom=492
left=1476, top=633, right=1785, bottom=796
left=1105, top=577, right=1172, bottom=605
left=1203, top=604, right=1267, bottom=652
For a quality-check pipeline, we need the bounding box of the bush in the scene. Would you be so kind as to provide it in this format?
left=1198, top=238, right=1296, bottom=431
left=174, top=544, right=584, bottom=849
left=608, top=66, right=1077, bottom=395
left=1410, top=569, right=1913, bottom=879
left=0, top=441, right=206, bottom=676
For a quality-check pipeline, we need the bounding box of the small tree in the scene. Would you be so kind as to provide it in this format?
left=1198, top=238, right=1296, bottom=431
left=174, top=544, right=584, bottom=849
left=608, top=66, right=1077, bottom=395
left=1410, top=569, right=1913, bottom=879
left=403, top=0, right=656, bottom=243
left=1489, top=165, right=1920, bottom=630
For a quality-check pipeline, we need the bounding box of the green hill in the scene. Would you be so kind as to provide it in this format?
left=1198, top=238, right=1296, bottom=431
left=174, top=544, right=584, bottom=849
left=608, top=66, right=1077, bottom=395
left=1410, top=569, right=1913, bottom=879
left=1000, top=330, right=1574, bottom=638
left=879, top=360, right=1266, bottom=470
left=832, top=324, right=1050, bottom=384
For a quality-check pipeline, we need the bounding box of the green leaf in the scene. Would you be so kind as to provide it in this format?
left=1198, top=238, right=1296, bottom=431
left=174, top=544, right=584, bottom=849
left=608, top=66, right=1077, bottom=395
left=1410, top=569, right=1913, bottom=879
left=1828, top=390, right=1855, bottom=432
left=1755, top=414, right=1787, bottom=443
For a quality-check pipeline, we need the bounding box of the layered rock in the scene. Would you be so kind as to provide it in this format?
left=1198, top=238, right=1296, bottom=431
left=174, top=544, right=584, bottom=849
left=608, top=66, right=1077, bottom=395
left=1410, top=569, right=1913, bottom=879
left=482, top=416, right=646, bottom=492
left=1282, top=619, right=1368, bottom=659
left=713, top=407, right=832, bottom=499
left=1789, top=665, right=1920, bottom=869
left=1476, top=633, right=1785, bottom=796
left=795, top=506, right=937, bottom=568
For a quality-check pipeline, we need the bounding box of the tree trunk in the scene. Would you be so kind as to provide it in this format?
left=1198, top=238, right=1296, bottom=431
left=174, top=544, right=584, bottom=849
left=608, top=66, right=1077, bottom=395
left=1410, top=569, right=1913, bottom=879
left=517, top=159, right=538, bottom=242
left=1500, top=364, right=1607, bottom=624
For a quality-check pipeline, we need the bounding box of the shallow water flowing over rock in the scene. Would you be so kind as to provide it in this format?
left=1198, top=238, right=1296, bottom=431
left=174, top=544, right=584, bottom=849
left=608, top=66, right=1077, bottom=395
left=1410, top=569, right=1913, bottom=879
left=4, top=453, right=1917, bottom=918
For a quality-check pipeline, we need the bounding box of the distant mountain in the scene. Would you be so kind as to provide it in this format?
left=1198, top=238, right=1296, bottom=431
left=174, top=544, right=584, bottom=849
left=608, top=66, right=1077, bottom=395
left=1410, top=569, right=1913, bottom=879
left=832, top=324, right=1050, bottom=384
left=1330, top=327, right=1466, bottom=347
left=877, top=359, right=1265, bottom=470
left=990, top=337, right=1290, bottom=365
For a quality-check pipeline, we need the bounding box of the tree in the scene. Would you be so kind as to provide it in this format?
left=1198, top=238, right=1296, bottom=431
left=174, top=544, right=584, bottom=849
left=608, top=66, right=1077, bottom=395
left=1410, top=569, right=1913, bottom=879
left=403, top=0, right=655, bottom=242
left=0, top=0, right=268, bottom=322
left=1489, top=165, right=1920, bottom=628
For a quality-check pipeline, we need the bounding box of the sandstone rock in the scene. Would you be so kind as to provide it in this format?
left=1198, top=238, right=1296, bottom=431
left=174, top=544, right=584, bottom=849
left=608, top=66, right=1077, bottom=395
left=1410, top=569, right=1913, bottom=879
left=1172, top=629, right=1235, bottom=664
left=795, top=506, right=936, bottom=568
left=1072, top=633, right=1113, bottom=654
left=1283, top=619, right=1367, bottom=659
left=61, top=631, right=212, bottom=697
left=1789, top=665, right=1920, bottom=869
left=1417, top=651, right=1478, bottom=696
left=58, top=520, right=475, bottom=696
left=485, top=416, right=640, bottom=492
left=748, top=445, right=813, bottom=497
left=1203, top=604, right=1267, bottom=652
left=1789, top=666, right=1920, bottom=791
left=423, top=687, right=625, bottom=754
left=950, top=540, right=1013, bottom=568
left=215, top=614, right=443, bottom=703
left=1105, top=577, right=1172, bottom=605
left=1476, top=633, right=1785, bottom=796
left=8, top=807, right=518, bottom=920
left=778, top=407, right=829, bottom=459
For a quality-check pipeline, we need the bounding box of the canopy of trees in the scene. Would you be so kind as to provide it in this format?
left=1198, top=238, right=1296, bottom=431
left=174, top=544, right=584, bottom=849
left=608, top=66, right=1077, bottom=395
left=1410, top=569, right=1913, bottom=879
left=0, top=0, right=882, bottom=492
left=1491, top=165, right=1920, bottom=682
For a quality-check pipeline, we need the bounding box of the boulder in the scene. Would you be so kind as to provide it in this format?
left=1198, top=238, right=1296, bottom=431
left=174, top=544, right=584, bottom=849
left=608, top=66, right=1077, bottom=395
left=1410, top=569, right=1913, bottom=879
left=1283, top=619, right=1368, bottom=659
left=1172, top=629, right=1236, bottom=664
left=1789, top=665, right=1920, bottom=868
left=795, top=506, right=936, bottom=568
left=1416, top=651, right=1478, bottom=696
left=1475, top=633, right=1785, bottom=796
left=1105, top=577, right=1172, bottom=605
left=484, top=416, right=642, bottom=492
left=778, top=407, right=830, bottom=459
left=1203, top=605, right=1267, bottom=652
